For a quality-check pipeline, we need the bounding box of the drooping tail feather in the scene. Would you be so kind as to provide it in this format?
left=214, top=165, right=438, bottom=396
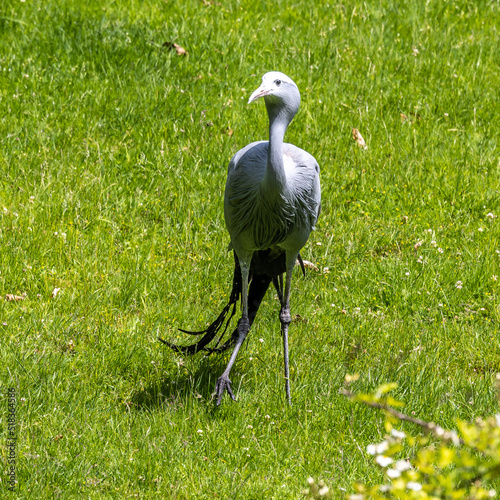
left=159, top=254, right=241, bottom=355
left=160, top=248, right=296, bottom=355
left=206, top=273, right=272, bottom=354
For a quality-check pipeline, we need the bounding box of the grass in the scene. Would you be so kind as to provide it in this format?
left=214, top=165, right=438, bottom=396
left=0, top=0, right=499, bottom=497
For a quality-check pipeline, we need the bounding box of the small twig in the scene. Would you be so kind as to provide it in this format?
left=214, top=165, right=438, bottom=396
left=340, top=388, right=462, bottom=444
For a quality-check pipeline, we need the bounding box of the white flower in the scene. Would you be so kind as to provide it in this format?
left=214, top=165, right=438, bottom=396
left=376, top=455, right=394, bottom=467
left=394, top=460, right=411, bottom=471
left=487, top=213, right=495, bottom=218
left=493, top=276, right=498, bottom=281
left=367, top=440, right=389, bottom=455
left=455, top=281, right=463, bottom=289
left=387, top=468, right=401, bottom=478
left=390, top=429, right=406, bottom=439
left=318, top=486, right=329, bottom=496
left=478, top=227, right=484, bottom=232
left=376, top=441, right=389, bottom=453
left=431, top=240, right=437, bottom=247
left=438, top=247, right=444, bottom=253
left=197, top=429, right=203, bottom=434
left=407, top=482, right=422, bottom=491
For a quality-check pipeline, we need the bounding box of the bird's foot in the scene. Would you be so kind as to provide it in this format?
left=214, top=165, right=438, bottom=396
left=215, top=374, right=236, bottom=406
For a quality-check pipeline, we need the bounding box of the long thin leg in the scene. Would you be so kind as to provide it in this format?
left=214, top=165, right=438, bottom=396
left=215, top=257, right=251, bottom=405
left=280, top=256, right=296, bottom=405
left=282, top=321, right=291, bottom=404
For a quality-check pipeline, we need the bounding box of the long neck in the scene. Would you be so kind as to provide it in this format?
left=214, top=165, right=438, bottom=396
left=264, top=110, right=289, bottom=191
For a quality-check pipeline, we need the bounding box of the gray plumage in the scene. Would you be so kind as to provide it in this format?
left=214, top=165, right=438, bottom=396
left=225, top=141, right=319, bottom=250
left=162, top=71, right=321, bottom=405
left=218, top=71, right=320, bottom=404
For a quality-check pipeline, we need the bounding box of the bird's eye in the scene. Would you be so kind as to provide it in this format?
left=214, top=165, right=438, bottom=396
left=275, top=79, right=282, bottom=86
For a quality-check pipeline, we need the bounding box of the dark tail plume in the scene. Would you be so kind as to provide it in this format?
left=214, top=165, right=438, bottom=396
left=160, top=248, right=295, bottom=355
left=206, top=273, right=272, bottom=354
left=159, top=253, right=242, bottom=355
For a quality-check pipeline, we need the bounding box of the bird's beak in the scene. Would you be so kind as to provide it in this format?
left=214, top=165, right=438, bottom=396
left=248, top=84, right=271, bottom=104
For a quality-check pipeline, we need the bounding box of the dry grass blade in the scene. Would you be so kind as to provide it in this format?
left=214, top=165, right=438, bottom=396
left=301, top=260, right=319, bottom=271
left=4, top=294, right=26, bottom=301
left=163, top=41, right=188, bottom=55
left=352, top=127, right=367, bottom=149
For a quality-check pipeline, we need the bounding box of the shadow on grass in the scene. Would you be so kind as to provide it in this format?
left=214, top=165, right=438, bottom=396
left=130, top=350, right=233, bottom=412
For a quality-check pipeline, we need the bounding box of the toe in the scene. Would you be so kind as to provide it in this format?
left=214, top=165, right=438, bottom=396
left=215, top=375, right=236, bottom=405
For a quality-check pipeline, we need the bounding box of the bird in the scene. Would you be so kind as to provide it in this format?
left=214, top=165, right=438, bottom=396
left=161, top=71, right=321, bottom=405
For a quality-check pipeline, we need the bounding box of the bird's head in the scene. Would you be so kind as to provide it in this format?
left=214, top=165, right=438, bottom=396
left=248, top=72, right=300, bottom=120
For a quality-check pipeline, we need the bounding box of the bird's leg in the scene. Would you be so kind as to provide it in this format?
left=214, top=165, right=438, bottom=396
left=215, top=259, right=251, bottom=405
left=280, top=261, right=295, bottom=405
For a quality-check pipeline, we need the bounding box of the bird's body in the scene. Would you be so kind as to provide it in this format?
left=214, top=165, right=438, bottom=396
left=162, top=72, right=321, bottom=405
left=225, top=140, right=320, bottom=254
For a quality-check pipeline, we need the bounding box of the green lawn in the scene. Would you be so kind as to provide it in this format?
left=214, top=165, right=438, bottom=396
left=1, top=0, right=499, bottom=497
